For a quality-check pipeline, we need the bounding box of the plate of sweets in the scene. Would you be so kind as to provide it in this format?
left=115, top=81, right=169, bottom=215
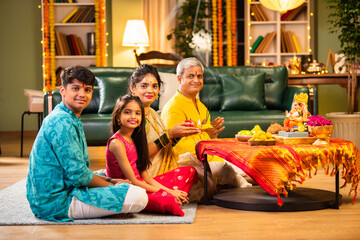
left=247, top=125, right=276, bottom=146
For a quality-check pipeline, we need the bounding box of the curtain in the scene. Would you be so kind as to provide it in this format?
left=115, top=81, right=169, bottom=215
left=143, top=0, right=179, bottom=54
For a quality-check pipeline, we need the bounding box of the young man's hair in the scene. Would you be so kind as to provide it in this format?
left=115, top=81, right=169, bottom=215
left=111, top=94, right=151, bottom=172
left=60, top=66, right=96, bottom=87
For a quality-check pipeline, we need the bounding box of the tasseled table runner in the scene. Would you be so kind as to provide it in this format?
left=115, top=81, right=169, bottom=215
left=196, top=138, right=360, bottom=206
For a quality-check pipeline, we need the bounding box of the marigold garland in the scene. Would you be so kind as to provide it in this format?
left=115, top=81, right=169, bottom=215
left=95, top=0, right=106, bottom=67
left=43, top=0, right=51, bottom=92
left=226, top=0, right=232, bottom=66
left=231, top=0, right=237, bottom=65
left=212, top=0, right=218, bottom=66
left=217, top=0, right=224, bottom=66
left=49, top=0, right=56, bottom=90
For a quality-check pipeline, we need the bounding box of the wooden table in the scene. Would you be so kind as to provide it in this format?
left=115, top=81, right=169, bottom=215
left=288, top=73, right=359, bottom=113
left=196, top=138, right=360, bottom=211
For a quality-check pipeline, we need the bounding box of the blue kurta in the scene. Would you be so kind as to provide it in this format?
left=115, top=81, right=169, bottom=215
left=26, top=102, right=130, bottom=222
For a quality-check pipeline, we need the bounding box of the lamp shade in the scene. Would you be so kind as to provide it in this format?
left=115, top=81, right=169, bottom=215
left=122, top=20, right=150, bottom=47
left=259, top=0, right=305, bottom=14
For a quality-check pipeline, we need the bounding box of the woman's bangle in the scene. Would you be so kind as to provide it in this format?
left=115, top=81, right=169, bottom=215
left=154, top=133, right=170, bottom=149
left=106, top=177, right=112, bottom=182
left=172, top=137, right=181, bottom=146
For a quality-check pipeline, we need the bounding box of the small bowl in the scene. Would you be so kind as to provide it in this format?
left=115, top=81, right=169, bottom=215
left=235, top=135, right=253, bottom=142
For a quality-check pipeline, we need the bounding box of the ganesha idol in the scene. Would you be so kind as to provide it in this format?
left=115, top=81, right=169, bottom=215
left=283, top=93, right=310, bottom=132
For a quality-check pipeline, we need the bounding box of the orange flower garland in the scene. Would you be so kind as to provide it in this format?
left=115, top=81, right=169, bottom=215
left=217, top=0, right=224, bottom=66
left=49, top=0, right=56, bottom=90
left=212, top=0, right=218, bottom=66
left=43, top=0, right=51, bottom=92
left=231, top=0, right=237, bottom=65
left=95, top=0, right=106, bottom=67
left=226, top=0, right=232, bottom=66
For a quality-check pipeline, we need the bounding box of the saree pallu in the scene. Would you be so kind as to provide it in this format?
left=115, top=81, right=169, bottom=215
left=196, top=138, right=360, bottom=206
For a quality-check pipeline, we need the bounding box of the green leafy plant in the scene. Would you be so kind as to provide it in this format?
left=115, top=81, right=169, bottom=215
left=167, top=0, right=210, bottom=58
left=327, top=0, right=360, bottom=64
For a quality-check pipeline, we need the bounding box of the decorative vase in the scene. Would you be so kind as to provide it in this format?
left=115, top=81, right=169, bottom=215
left=308, top=125, right=334, bottom=145
left=326, top=112, right=360, bottom=149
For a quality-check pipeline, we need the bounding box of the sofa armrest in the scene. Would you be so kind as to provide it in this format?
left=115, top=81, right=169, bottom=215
left=283, top=85, right=318, bottom=116
left=43, top=90, right=62, bottom=118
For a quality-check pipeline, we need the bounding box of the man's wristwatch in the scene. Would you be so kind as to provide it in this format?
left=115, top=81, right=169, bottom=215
left=106, top=177, right=112, bottom=182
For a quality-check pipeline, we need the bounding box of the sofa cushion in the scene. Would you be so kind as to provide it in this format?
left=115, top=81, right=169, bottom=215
left=220, top=73, right=267, bottom=111
left=158, top=72, right=178, bottom=111
left=96, top=76, right=130, bottom=114
left=82, top=87, right=100, bottom=114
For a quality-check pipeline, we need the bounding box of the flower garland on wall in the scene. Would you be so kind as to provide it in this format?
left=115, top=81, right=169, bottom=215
left=43, top=0, right=51, bottom=92
left=212, top=0, right=219, bottom=66
left=226, top=0, right=232, bottom=66
left=231, top=0, right=237, bottom=65
left=49, top=0, right=56, bottom=90
left=217, top=0, right=224, bottom=66
left=95, top=0, right=106, bottom=67
left=212, top=0, right=237, bottom=66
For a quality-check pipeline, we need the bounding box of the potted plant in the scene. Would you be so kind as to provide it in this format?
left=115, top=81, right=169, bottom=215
left=166, top=0, right=210, bottom=58
left=325, top=0, right=360, bottom=148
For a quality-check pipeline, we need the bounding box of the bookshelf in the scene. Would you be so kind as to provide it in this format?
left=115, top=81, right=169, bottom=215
left=41, top=0, right=106, bottom=89
left=245, top=0, right=314, bottom=66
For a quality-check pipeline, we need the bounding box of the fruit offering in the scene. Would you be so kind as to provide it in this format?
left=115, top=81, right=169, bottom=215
left=251, top=125, right=263, bottom=134
left=249, top=131, right=275, bottom=141
left=185, top=120, right=197, bottom=127
left=237, top=130, right=252, bottom=135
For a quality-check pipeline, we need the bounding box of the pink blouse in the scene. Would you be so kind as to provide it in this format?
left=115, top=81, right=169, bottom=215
left=105, top=132, right=140, bottom=179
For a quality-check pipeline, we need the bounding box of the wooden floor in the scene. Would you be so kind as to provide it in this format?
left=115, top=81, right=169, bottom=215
left=1, top=131, right=359, bottom=240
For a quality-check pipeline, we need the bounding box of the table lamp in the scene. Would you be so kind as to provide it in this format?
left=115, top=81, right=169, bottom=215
left=122, top=19, right=150, bottom=54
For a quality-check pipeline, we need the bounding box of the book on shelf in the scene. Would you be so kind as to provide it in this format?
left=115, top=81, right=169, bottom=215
left=55, top=31, right=86, bottom=56
left=69, top=7, right=86, bottom=23
left=84, top=7, right=95, bottom=22
left=255, top=4, right=269, bottom=21
left=281, top=9, right=293, bottom=21
left=80, top=7, right=93, bottom=23
left=61, top=8, right=78, bottom=23
left=250, top=36, right=263, bottom=53
left=281, top=5, right=306, bottom=21
left=254, top=31, right=276, bottom=53
left=250, top=4, right=269, bottom=21
left=281, top=30, right=301, bottom=53
left=259, top=32, right=276, bottom=53
left=292, top=34, right=300, bottom=53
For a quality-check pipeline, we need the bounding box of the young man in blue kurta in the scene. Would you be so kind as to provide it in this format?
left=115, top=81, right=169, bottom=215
left=26, top=66, right=148, bottom=222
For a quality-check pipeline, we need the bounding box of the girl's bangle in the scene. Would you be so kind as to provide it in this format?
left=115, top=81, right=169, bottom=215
left=106, top=177, right=112, bottom=182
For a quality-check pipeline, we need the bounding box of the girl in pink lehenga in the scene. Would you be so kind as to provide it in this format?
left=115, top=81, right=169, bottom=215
left=105, top=94, right=198, bottom=216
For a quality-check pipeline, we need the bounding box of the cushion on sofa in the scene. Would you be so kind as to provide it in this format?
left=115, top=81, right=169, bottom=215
left=158, top=72, right=178, bottom=111
left=220, top=73, right=267, bottom=111
left=96, top=76, right=130, bottom=114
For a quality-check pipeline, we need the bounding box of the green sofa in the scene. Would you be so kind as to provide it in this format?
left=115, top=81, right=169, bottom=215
left=44, top=66, right=317, bottom=146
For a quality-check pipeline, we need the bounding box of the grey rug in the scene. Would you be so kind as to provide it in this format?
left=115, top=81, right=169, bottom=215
left=0, top=179, right=197, bottom=225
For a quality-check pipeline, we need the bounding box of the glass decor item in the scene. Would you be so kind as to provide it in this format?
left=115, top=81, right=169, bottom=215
left=87, top=32, right=95, bottom=55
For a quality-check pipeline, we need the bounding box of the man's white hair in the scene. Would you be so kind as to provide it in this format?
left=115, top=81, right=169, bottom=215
left=176, top=57, right=204, bottom=77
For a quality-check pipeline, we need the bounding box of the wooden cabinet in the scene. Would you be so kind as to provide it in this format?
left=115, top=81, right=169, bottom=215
left=41, top=0, right=106, bottom=89
left=244, top=0, right=314, bottom=66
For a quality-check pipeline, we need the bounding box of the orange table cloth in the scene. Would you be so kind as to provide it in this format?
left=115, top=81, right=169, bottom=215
left=196, top=138, right=360, bottom=205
